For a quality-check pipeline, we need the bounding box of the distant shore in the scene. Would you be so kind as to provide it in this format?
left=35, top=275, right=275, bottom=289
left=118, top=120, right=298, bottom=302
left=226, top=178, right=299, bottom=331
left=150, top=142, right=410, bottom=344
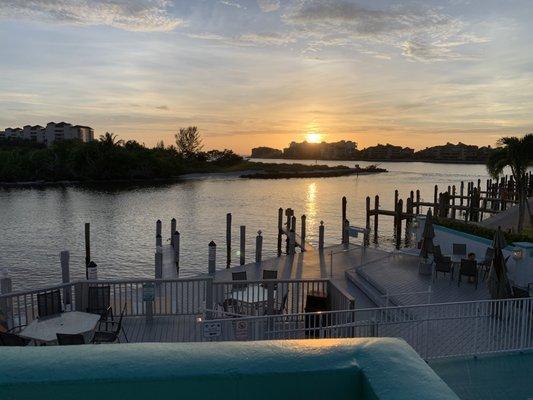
left=241, top=166, right=387, bottom=179
left=249, top=157, right=489, bottom=165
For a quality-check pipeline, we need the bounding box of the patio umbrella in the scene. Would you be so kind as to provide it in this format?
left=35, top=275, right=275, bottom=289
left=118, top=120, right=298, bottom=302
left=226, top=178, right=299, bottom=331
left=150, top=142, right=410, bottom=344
left=487, top=227, right=512, bottom=299
left=419, top=209, right=435, bottom=259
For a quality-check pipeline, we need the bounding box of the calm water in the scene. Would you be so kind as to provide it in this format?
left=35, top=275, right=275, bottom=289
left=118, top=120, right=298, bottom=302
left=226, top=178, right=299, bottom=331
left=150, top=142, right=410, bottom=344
left=0, top=160, right=495, bottom=290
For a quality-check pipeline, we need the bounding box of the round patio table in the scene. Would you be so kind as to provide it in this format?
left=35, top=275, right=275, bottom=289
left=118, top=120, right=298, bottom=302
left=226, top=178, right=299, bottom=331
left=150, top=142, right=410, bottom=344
left=19, top=311, right=101, bottom=344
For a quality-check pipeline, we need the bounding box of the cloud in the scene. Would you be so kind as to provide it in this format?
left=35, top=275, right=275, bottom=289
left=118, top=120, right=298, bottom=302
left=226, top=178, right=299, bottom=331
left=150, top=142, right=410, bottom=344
left=283, top=0, right=487, bottom=61
left=0, top=0, right=182, bottom=32
left=239, top=32, right=295, bottom=45
left=257, top=0, right=280, bottom=12
left=155, top=105, right=169, bottom=110
left=220, top=0, right=244, bottom=9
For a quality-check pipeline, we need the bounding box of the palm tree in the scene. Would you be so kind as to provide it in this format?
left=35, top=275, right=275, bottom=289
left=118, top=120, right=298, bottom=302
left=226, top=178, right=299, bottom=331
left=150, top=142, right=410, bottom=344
left=98, top=132, right=124, bottom=147
left=486, top=134, right=533, bottom=232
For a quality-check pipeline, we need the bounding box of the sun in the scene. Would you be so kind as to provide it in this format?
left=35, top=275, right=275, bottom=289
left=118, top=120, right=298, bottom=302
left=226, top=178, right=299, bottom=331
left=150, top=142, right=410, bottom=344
left=306, top=132, right=322, bottom=143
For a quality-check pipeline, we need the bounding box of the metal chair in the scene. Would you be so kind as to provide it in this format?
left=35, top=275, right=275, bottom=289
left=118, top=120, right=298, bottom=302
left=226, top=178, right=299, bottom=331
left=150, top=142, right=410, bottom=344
left=478, top=247, right=495, bottom=281
left=434, top=257, right=454, bottom=282
left=91, top=303, right=128, bottom=344
left=0, top=330, right=30, bottom=346
left=37, top=290, right=62, bottom=318
left=452, top=243, right=467, bottom=258
left=232, top=271, right=248, bottom=291
left=56, top=333, right=85, bottom=345
left=87, top=286, right=111, bottom=318
left=457, top=259, right=478, bottom=289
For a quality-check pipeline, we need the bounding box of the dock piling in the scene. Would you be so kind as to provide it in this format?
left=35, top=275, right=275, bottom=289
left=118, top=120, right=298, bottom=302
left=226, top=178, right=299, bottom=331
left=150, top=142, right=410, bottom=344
left=156, top=220, right=161, bottom=237
left=84, top=222, right=90, bottom=279
left=173, top=231, right=180, bottom=275
left=208, top=241, right=216, bottom=274
left=155, top=248, right=162, bottom=279
left=300, top=215, right=306, bottom=252
left=277, top=208, right=283, bottom=257
left=60, top=250, right=71, bottom=305
left=170, top=218, right=176, bottom=246
left=319, top=221, right=325, bottom=251
left=226, top=213, right=232, bottom=268
left=373, top=195, right=379, bottom=243
left=365, top=196, right=371, bottom=246
left=240, top=225, right=246, bottom=265
left=395, top=199, right=403, bottom=250
left=0, top=271, right=12, bottom=330
left=156, top=234, right=162, bottom=247
left=255, top=231, right=263, bottom=263
left=341, top=196, right=347, bottom=243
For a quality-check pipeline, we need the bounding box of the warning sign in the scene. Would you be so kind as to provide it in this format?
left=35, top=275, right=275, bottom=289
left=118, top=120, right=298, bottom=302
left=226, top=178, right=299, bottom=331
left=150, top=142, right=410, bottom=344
left=203, top=322, right=222, bottom=338
left=235, top=320, right=248, bottom=341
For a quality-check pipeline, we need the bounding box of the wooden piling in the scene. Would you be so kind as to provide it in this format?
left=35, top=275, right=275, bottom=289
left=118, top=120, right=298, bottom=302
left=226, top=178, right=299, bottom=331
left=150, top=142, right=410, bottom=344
left=156, top=234, right=162, bottom=247
left=319, top=221, right=325, bottom=250
left=373, top=195, right=379, bottom=243
left=405, top=197, right=413, bottom=246
left=341, top=196, right=347, bottom=243
left=415, top=190, right=420, bottom=215
left=84, top=222, right=90, bottom=279
left=277, top=208, right=283, bottom=257
left=60, top=251, right=71, bottom=305
left=451, top=186, right=456, bottom=219
left=255, top=231, right=263, bottom=263
left=344, top=219, right=350, bottom=245
left=240, top=225, right=246, bottom=265
left=170, top=218, right=177, bottom=246
left=173, top=231, right=180, bottom=275
left=156, top=220, right=162, bottom=237
left=433, top=185, right=438, bottom=215
left=365, top=196, right=371, bottom=246
left=289, top=228, right=296, bottom=255
left=155, top=248, right=162, bottom=279
left=208, top=241, right=216, bottom=274
left=0, top=271, right=12, bottom=329
left=300, top=215, right=306, bottom=252
left=226, top=213, right=232, bottom=268
left=395, top=199, right=403, bottom=250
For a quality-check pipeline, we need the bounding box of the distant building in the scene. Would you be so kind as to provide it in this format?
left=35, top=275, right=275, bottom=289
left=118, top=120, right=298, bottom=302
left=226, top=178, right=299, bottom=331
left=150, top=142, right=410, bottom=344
left=359, top=144, right=414, bottom=160
left=415, top=142, right=485, bottom=162
left=283, top=140, right=357, bottom=160
left=251, top=146, right=283, bottom=158
left=1, top=122, right=94, bottom=146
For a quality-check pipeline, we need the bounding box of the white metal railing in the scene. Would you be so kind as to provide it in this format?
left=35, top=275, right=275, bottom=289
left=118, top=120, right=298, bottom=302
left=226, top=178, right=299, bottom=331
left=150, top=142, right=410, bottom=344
left=199, top=297, right=533, bottom=360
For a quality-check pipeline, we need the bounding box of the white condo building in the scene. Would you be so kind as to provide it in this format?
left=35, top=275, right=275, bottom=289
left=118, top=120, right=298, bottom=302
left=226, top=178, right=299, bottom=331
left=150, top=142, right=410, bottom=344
left=0, top=122, right=94, bottom=146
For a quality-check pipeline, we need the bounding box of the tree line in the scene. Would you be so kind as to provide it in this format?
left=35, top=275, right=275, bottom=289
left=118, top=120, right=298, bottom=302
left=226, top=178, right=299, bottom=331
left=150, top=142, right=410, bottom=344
left=0, top=127, right=243, bottom=182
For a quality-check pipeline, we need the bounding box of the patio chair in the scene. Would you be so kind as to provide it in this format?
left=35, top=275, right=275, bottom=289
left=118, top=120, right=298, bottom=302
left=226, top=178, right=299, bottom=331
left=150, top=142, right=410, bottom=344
left=477, top=247, right=495, bottom=281
left=91, top=303, right=128, bottom=344
left=232, top=271, right=248, bottom=291
left=0, top=330, right=30, bottom=346
left=56, top=333, right=85, bottom=345
left=457, top=259, right=478, bottom=289
left=221, top=298, right=243, bottom=315
left=434, top=257, right=454, bottom=282
left=37, top=289, right=62, bottom=318
left=271, top=293, right=288, bottom=315
left=262, top=270, right=278, bottom=280
left=452, top=243, right=467, bottom=258
left=87, top=286, right=111, bottom=319
left=433, top=245, right=450, bottom=263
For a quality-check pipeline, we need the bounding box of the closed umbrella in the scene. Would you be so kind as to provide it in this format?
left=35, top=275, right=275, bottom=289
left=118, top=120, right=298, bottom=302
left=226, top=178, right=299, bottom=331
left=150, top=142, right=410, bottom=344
left=419, top=209, right=435, bottom=259
left=487, top=227, right=512, bottom=299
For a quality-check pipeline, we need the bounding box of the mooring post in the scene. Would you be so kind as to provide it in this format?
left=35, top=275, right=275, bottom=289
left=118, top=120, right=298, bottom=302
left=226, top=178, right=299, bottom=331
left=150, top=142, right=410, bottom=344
left=433, top=185, right=438, bottom=215
left=460, top=181, right=464, bottom=208
left=344, top=219, right=350, bottom=246
left=277, top=208, right=283, bottom=257
left=451, top=185, right=457, bottom=219
left=289, top=227, right=296, bottom=255
left=300, top=215, right=306, bottom=252
left=0, top=270, right=13, bottom=330
left=319, top=221, right=325, bottom=251
left=60, top=250, right=71, bottom=306
left=173, top=231, right=180, bottom=275
left=255, top=231, right=263, bottom=263
left=84, top=222, right=90, bottom=279
left=394, top=190, right=399, bottom=217
left=156, top=233, right=162, bottom=247
left=365, top=196, right=371, bottom=246
left=155, top=247, right=162, bottom=279
left=405, top=197, right=413, bottom=246
left=208, top=241, right=216, bottom=274
left=226, top=213, right=232, bottom=268
left=240, top=225, right=246, bottom=265
left=341, top=196, right=347, bottom=243
left=373, top=195, right=379, bottom=243
left=156, top=219, right=162, bottom=237
left=170, top=218, right=176, bottom=246
left=415, top=190, right=420, bottom=215
left=395, top=199, right=403, bottom=250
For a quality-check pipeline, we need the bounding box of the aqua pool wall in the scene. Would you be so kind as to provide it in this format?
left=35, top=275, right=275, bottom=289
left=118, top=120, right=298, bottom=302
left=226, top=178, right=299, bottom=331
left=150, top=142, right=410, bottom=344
left=0, top=338, right=459, bottom=400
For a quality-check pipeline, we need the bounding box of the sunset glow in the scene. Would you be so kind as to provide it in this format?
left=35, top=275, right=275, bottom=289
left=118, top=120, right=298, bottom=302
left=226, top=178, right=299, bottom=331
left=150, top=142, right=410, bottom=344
left=1, top=1, right=532, bottom=154
left=306, top=133, right=323, bottom=144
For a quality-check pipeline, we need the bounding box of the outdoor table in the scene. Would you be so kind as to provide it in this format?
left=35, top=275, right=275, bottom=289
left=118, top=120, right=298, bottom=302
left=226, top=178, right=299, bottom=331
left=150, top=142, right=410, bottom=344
left=20, top=311, right=101, bottom=344
left=227, top=284, right=275, bottom=315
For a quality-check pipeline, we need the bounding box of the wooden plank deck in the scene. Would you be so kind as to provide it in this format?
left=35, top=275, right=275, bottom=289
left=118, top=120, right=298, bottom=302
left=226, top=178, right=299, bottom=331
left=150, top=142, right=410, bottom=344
left=122, top=315, right=200, bottom=343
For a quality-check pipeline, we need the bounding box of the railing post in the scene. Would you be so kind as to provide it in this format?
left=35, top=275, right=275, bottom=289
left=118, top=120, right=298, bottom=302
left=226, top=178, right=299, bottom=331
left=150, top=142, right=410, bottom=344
left=60, top=250, right=71, bottom=306
left=0, top=270, right=13, bottom=330
left=319, top=221, right=325, bottom=251
left=173, top=231, right=180, bottom=276
left=255, top=231, right=263, bottom=264
left=240, top=225, right=246, bottom=265
left=208, top=241, right=216, bottom=274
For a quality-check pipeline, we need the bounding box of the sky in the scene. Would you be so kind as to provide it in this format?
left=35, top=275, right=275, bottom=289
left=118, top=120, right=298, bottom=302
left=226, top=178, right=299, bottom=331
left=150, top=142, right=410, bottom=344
left=1, top=0, right=532, bottom=154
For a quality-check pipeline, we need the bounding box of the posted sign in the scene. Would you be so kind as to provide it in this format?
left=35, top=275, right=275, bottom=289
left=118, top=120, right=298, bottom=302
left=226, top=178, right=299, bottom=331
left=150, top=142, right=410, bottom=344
left=235, top=320, right=248, bottom=340
left=142, top=283, right=155, bottom=302
left=203, top=322, right=222, bottom=338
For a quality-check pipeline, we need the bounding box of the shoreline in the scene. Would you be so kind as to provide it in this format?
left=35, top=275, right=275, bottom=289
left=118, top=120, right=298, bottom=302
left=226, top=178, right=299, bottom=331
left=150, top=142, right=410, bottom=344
left=249, top=157, right=490, bottom=165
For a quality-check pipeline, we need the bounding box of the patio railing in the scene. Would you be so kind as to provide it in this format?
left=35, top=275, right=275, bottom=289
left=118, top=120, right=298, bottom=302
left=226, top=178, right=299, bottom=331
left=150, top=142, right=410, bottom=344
left=200, top=297, right=533, bottom=360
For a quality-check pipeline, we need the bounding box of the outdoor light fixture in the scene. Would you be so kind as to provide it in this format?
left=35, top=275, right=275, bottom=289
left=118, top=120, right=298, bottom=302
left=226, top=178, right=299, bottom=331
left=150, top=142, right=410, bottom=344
left=512, top=249, right=523, bottom=260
